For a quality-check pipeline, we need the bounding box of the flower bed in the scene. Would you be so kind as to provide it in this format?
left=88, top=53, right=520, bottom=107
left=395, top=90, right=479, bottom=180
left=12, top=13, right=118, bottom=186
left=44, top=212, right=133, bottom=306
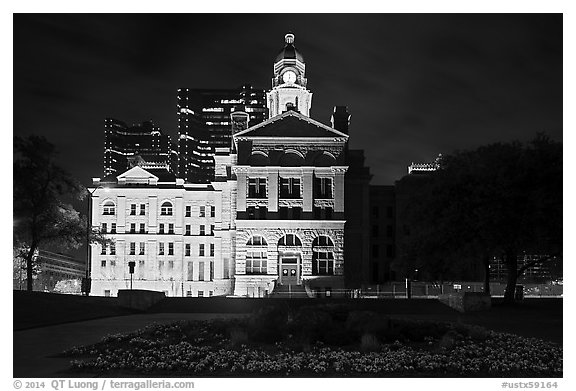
left=60, top=309, right=562, bottom=377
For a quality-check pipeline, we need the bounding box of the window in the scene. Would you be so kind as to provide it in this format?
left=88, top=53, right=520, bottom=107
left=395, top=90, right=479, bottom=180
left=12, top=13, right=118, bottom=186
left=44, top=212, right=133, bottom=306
left=140, top=204, right=146, bottom=215
left=101, top=260, right=106, bottom=268
left=168, top=260, right=174, bottom=269
left=168, top=243, right=174, bottom=255
left=280, top=177, right=301, bottom=198
left=199, top=261, right=205, bottom=281
left=186, top=290, right=193, bottom=297
left=312, top=236, right=335, bottom=275
left=130, top=242, right=136, bottom=255
left=159, top=260, right=164, bottom=269
left=101, top=223, right=107, bottom=233
left=209, top=291, right=213, bottom=297
left=139, top=223, right=145, bottom=234
left=101, top=245, right=106, bottom=255
left=159, top=223, right=164, bottom=234
left=187, top=262, right=193, bottom=281
left=315, top=177, right=333, bottom=198
left=168, top=224, right=174, bottom=234
left=278, top=234, right=302, bottom=246
left=139, top=242, right=145, bottom=255
left=210, top=243, right=214, bottom=257
left=198, top=290, right=204, bottom=297
left=248, top=178, right=267, bottom=198
left=199, top=244, right=205, bottom=256
left=130, top=203, right=137, bottom=215
left=110, top=243, right=116, bottom=255
left=185, top=225, right=191, bottom=236
left=103, top=201, right=115, bottom=215
left=111, top=223, right=116, bottom=234
left=185, top=205, right=191, bottom=217
left=210, top=224, right=214, bottom=236
left=210, top=260, right=214, bottom=281
left=247, top=235, right=267, bottom=246
left=245, top=251, right=267, bottom=274
left=185, top=244, right=191, bottom=256
left=130, top=223, right=136, bottom=233
left=161, top=201, right=173, bottom=216
left=104, top=290, right=111, bottom=297
left=210, top=205, right=216, bottom=217
left=110, top=260, right=116, bottom=267
left=200, top=225, right=205, bottom=236
left=159, top=243, right=165, bottom=255
left=199, top=206, right=206, bottom=217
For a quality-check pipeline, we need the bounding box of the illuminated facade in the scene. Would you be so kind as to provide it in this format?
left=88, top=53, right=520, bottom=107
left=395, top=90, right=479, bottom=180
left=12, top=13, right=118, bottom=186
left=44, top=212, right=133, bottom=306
left=103, top=119, right=175, bottom=177
left=90, top=33, right=349, bottom=297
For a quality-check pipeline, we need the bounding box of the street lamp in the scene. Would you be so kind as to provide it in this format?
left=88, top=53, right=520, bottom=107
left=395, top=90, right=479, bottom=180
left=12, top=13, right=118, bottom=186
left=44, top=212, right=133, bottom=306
left=83, top=185, right=108, bottom=296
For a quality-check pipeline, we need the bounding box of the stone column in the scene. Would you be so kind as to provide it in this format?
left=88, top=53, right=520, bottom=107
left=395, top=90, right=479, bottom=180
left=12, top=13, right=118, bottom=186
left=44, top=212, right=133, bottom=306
left=267, top=169, right=279, bottom=212
left=117, top=196, right=126, bottom=231
left=333, top=168, right=347, bottom=213
left=148, top=196, right=157, bottom=233
left=302, top=168, right=314, bottom=212
left=236, top=169, right=247, bottom=212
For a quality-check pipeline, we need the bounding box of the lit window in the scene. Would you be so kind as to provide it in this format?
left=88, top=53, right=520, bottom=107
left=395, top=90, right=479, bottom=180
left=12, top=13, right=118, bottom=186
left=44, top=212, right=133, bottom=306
left=161, top=201, right=173, bottom=216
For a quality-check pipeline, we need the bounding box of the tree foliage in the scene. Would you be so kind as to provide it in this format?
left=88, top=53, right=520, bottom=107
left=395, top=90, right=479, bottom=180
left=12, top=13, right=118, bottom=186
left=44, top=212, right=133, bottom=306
left=396, top=134, right=562, bottom=302
left=13, top=135, right=109, bottom=291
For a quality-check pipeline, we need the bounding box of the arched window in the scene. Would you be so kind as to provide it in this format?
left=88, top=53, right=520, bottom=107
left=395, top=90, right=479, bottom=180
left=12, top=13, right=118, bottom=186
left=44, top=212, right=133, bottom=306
left=103, top=201, right=115, bottom=215
left=312, top=236, right=335, bottom=275
left=246, top=235, right=267, bottom=274
left=248, top=151, right=269, bottom=166
left=279, top=151, right=305, bottom=167
left=278, top=234, right=302, bottom=246
left=160, top=201, right=173, bottom=216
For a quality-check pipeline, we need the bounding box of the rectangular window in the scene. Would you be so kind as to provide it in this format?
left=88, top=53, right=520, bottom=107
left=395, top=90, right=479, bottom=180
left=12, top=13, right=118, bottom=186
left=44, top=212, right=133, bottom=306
left=198, top=291, right=204, bottom=297
left=101, top=260, right=106, bottom=267
left=210, top=243, right=214, bottom=257
left=139, top=223, right=145, bottom=233
left=210, top=224, right=214, bottom=236
left=199, top=206, right=206, bottom=217
left=209, top=291, right=213, bottom=297
left=130, top=204, right=137, bottom=215
left=292, top=207, right=302, bottom=220
left=187, top=262, right=193, bottom=281
left=159, top=242, right=165, bottom=255
left=210, top=260, right=214, bottom=281
left=130, top=223, right=136, bottom=233
left=199, top=244, right=205, bottom=257
left=168, top=260, right=174, bottom=269
left=104, top=290, right=111, bottom=297
left=185, top=225, right=191, bottom=236
left=130, top=242, right=136, bottom=255
left=185, top=205, right=191, bottom=217
left=248, top=178, right=267, bottom=198
left=139, top=242, right=145, bottom=255
left=101, top=245, right=106, bottom=255
left=314, top=177, right=333, bottom=198
left=110, top=260, right=116, bottom=267
left=110, top=243, right=116, bottom=255
left=159, top=223, right=164, bottom=234
left=246, top=251, right=267, bottom=274
left=101, top=223, right=107, bottom=233
left=200, top=225, right=205, bottom=236
left=280, top=177, right=301, bottom=199
left=186, top=290, right=192, bottom=297
left=158, top=260, right=164, bottom=269
left=185, top=244, right=191, bottom=256
left=168, top=242, right=174, bottom=255
left=168, top=223, right=174, bottom=234
left=140, top=204, right=145, bottom=215
left=199, top=261, right=205, bottom=281
left=111, top=223, right=116, bottom=234
left=210, top=205, right=216, bottom=217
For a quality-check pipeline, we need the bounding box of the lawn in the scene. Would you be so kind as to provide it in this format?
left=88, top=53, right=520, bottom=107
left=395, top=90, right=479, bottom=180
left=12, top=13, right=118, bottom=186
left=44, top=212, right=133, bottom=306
left=59, top=304, right=562, bottom=377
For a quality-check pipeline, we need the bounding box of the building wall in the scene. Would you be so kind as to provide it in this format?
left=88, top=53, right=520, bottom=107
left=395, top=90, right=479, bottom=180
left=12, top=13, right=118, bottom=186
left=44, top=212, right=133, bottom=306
left=368, top=185, right=396, bottom=283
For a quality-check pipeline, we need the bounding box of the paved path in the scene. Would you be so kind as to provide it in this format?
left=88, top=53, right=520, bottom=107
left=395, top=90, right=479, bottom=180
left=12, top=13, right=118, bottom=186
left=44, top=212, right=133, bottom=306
left=13, top=313, right=246, bottom=378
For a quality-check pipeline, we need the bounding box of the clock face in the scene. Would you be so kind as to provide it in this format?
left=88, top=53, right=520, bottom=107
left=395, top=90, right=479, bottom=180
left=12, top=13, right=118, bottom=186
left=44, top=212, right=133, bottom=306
left=282, top=71, right=297, bottom=84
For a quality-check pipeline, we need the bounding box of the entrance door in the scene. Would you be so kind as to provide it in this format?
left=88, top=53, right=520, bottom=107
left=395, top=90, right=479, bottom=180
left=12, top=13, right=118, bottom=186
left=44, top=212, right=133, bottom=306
left=280, top=258, right=298, bottom=285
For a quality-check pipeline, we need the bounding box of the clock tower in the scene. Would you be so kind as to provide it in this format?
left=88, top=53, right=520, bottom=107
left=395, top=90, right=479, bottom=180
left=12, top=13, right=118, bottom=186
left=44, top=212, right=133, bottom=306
left=266, top=33, right=313, bottom=118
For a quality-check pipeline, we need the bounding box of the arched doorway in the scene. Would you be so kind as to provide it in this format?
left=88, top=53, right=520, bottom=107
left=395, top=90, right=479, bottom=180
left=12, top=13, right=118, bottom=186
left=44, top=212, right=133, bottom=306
left=277, top=233, right=302, bottom=285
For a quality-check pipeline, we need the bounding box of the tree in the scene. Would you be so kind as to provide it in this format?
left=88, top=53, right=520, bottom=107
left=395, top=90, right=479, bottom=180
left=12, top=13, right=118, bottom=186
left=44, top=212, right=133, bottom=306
left=396, top=134, right=562, bottom=302
left=13, top=136, right=109, bottom=291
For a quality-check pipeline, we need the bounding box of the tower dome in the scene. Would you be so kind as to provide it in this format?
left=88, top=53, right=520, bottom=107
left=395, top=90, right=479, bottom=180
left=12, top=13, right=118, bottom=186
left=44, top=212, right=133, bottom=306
left=275, top=33, right=304, bottom=62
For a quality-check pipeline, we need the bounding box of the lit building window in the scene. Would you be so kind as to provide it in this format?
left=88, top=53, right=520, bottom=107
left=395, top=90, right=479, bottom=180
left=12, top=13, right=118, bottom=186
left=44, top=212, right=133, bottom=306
left=246, top=236, right=267, bottom=274
left=312, top=236, right=335, bottom=275
left=161, top=201, right=173, bottom=216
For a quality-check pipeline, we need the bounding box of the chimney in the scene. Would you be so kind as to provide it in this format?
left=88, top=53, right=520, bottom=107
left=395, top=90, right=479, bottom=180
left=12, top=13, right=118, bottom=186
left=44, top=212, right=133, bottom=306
left=331, top=106, right=351, bottom=134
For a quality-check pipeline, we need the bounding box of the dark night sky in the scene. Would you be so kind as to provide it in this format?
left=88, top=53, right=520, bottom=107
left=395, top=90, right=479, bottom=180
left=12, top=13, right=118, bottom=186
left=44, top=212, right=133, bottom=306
left=13, top=13, right=562, bottom=185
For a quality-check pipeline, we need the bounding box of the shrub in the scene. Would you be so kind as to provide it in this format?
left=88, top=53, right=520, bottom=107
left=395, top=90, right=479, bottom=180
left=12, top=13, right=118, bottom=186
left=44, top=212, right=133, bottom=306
left=229, top=328, right=248, bottom=347
left=360, top=333, right=381, bottom=352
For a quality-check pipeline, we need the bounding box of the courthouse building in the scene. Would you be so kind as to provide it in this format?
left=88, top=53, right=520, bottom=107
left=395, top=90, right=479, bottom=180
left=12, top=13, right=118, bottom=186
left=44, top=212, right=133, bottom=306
left=89, top=33, right=349, bottom=297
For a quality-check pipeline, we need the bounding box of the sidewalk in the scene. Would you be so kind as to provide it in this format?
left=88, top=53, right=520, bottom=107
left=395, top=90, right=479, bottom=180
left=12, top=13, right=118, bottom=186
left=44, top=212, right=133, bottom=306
left=13, top=313, right=245, bottom=378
